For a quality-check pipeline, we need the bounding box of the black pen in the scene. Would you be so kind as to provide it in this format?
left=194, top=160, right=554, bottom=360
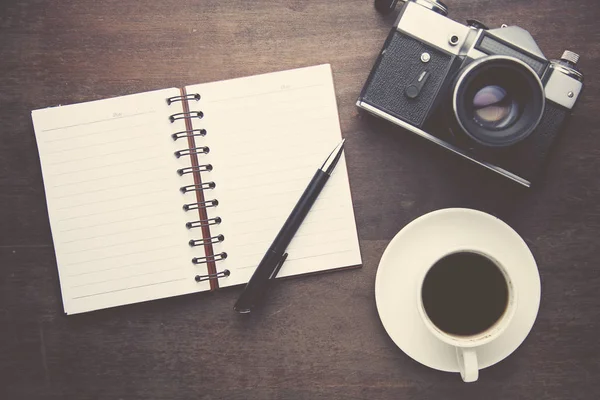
left=233, top=139, right=346, bottom=314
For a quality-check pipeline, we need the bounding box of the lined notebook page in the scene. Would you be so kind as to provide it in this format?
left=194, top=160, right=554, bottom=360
left=186, top=64, right=362, bottom=287
left=32, top=89, right=212, bottom=314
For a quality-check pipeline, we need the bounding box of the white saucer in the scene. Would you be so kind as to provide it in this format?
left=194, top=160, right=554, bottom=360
left=375, top=208, right=541, bottom=372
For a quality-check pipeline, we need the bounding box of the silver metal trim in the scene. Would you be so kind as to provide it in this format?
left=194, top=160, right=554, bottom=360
left=448, top=34, right=459, bottom=46
left=460, top=29, right=485, bottom=59
left=356, top=101, right=531, bottom=187
left=464, top=48, right=488, bottom=62
left=452, top=55, right=545, bottom=145
left=396, top=1, right=471, bottom=56
left=544, top=63, right=583, bottom=109
left=410, top=0, right=448, bottom=16
left=548, top=62, right=583, bottom=82
left=560, top=50, right=580, bottom=65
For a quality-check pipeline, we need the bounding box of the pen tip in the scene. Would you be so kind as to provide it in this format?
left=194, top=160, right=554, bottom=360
left=321, top=138, right=346, bottom=174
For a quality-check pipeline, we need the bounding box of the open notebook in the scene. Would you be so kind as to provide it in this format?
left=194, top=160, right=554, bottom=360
left=31, top=64, right=362, bottom=314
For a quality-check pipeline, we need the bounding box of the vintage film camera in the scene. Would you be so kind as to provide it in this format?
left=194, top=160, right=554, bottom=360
left=359, top=0, right=584, bottom=186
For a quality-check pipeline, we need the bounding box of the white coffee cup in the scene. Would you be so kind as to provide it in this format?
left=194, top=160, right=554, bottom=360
left=416, top=249, right=518, bottom=382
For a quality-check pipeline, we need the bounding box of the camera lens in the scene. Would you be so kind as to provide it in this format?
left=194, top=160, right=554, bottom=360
left=453, top=56, right=545, bottom=147
left=472, top=85, right=519, bottom=129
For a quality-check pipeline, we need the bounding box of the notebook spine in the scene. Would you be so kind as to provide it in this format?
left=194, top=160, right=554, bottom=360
left=167, top=92, right=228, bottom=287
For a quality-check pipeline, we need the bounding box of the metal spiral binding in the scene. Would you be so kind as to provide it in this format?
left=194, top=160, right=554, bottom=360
left=186, top=217, right=222, bottom=229
left=166, top=93, right=200, bottom=105
left=183, top=199, right=219, bottom=211
left=195, top=268, right=230, bottom=282
left=180, top=181, right=215, bottom=193
left=172, top=128, right=207, bottom=141
left=189, top=234, right=225, bottom=247
left=169, top=111, right=203, bottom=123
left=174, top=146, right=209, bottom=158
left=168, top=93, right=227, bottom=284
left=178, top=164, right=212, bottom=176
left=193, top=252, right=228, bottom=265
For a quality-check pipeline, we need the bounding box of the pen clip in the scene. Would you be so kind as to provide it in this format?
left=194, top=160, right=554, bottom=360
left=269, top=252, right=288, bottom=280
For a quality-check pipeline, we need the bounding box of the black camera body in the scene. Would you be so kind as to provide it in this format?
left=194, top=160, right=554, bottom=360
left=359, top=0, right=584, bottom=186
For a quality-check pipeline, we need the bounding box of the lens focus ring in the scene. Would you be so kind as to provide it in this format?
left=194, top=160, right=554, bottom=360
left=452, top=56, right=545, bottom=148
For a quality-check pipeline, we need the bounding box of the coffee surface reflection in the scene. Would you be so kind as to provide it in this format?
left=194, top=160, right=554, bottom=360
left=422, top=252, right=509, bottom=336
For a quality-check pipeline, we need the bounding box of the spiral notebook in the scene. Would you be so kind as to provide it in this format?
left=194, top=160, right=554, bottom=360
left=31, top=64, right=362, bottom=315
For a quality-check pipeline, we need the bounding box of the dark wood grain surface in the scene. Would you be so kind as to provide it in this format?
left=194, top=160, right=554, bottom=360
left=1, top=0, right=599, bottom=399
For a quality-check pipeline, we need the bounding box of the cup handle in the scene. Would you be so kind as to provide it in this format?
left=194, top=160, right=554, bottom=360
left=456, top=347, right=478, bottom=382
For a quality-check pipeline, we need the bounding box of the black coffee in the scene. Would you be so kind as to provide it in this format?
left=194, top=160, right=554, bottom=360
left=421, top=252, right=509, bottom=336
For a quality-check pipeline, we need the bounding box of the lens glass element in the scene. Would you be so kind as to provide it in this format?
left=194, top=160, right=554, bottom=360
left=472, top=85, right=520, bottom=129
left=453, top=56, right=545, bottom=147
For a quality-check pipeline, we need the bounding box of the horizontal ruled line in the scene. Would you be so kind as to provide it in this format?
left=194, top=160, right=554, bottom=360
left=208, top=114, right=330, bottom=146
left=228, top=202, right=346, bottom=225
left=61, top=229, right=179, bottom=255
left=55, top=198, right=174, bottom=222
left=48, top=155, right=167, bottom=177
left=233, top=225, right=351, bottom=248
left=210, top=146, right=327, bottom=173
left=52, top=176, right=168, bottom=200
left=41, top=111, right=154, bottom=133
left=223, top=193, right=339, bottom=218
left=235, top=248, right=354, bottom=270
left=59, top=223, right=179, bottom=247
left=218, top=186, right=301, bottom=205
left=235, top=235, right=354, bottom=260
left=61, top=243, right=181, bottom=267
left=229, top=215, right=347, bottom=239
left=51, top=165, right=168, bottom=188
left=287, top=248, right=354, bottom=262
left=58, top=211, right=177, bottom=234
left=54, top=188, right=169, bottom=211
left=46, top=142, right=162, bottom=166
left=220, top=168, right=312, bottom=190
left=223, top=175, right=309, bottom=194
left=208, top=83, right=324, bottom=104
left=211, top=135, right=330, bottom=161
left=65, top=255, right=181, bottom=277
left=43, top=125, right=154, bottom=149
left=71, top=278, right=185, bottom=299
left=215, top=182, right=347, bottom=205
left=70, top=266, right=184, bottom=289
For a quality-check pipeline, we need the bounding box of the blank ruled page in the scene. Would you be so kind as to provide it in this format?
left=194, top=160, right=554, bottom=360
left=32, top=88, right=211, bottom=314
left=186, top=64, right=362, bottom=287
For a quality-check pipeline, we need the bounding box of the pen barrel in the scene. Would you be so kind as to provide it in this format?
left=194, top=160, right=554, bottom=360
left=233, top=170, right=330, bottom=313
left=271, top=169, right=329, bottom=249
left=233, top=248, right=283, bottom=312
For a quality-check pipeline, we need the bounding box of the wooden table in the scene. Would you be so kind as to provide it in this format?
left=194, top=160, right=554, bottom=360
left=1, top=1, right=599, bottom=398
